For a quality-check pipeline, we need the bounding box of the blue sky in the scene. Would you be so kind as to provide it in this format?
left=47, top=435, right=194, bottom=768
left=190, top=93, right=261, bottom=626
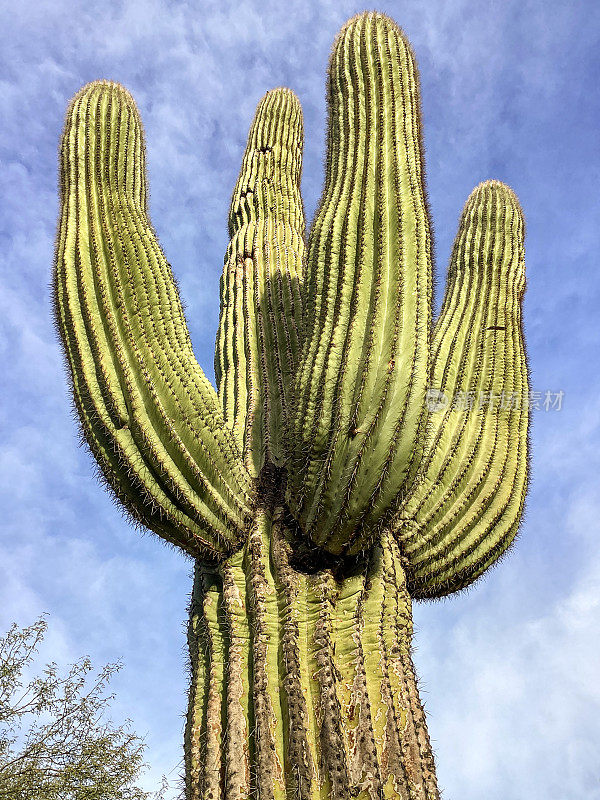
left=1, top=0, right=599, bottom=797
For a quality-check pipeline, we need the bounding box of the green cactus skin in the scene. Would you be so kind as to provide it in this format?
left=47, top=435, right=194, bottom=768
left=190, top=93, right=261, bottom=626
left=54, top=11, right=529, bottom=800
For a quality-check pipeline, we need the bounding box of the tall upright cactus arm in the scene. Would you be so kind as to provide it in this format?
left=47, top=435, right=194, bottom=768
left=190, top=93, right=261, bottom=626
left=215, top=89, right=305, bottom=476
left=393, top=181, right=529, bottom=599
left=287, top=12, right=433, bottom=554
left=53, top=81, right=252, bottom=559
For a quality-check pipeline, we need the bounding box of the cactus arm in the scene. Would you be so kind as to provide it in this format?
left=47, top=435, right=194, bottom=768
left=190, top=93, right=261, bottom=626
left=287, top=12, right=433, bottom=554
left=54, top=81, right=252, bottom=559
left=215, top=89, right=305, bottom=475
left=394, top=181, right=529, bottom=598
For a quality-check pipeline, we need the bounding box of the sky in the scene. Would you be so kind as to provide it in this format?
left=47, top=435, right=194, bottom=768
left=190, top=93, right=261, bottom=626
left=1, top=0, right=599, bottom=797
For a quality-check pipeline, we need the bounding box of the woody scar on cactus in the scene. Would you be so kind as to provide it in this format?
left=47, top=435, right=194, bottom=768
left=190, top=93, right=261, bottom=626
left=54, top=10, right=528, bottom=800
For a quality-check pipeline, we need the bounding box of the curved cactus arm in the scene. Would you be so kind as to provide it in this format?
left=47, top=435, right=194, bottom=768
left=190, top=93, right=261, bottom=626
left=215, top=89, right=305, bottom=475
left=394, top=181, right=529, bottom=598
left=54, top=81, right=252, bottom=559
left=287, top=12, right=433, bottom=555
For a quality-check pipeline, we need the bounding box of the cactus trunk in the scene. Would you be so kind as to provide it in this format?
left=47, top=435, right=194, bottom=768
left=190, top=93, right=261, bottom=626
left=54, top=10, right=529, bottom=800
left=185, top=476, right=438, bottom=800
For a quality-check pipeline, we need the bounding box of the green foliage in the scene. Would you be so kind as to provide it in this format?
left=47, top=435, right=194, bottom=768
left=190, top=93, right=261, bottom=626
left=0, top=619, right=168, bottom=800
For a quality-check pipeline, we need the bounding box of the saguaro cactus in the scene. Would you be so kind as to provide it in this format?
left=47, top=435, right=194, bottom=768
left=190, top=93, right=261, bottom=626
left=54, top=11, right=528, bottom=800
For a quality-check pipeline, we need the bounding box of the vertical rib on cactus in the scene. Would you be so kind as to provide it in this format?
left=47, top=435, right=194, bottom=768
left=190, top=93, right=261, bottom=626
left=54, top=81, right=251, bottom=558
left=288, top=13, right=432, bottom=555
left=393, top=181, right=528, bottom=598
left=55, top=11, right=529, bottom=800
left=215, top=89, right=305, bottom=475
left=185, top=514, right=439, bottom=800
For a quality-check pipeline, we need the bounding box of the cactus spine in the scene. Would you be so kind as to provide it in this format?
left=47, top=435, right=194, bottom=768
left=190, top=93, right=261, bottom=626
left=54, top=12, right=528, bottom=800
